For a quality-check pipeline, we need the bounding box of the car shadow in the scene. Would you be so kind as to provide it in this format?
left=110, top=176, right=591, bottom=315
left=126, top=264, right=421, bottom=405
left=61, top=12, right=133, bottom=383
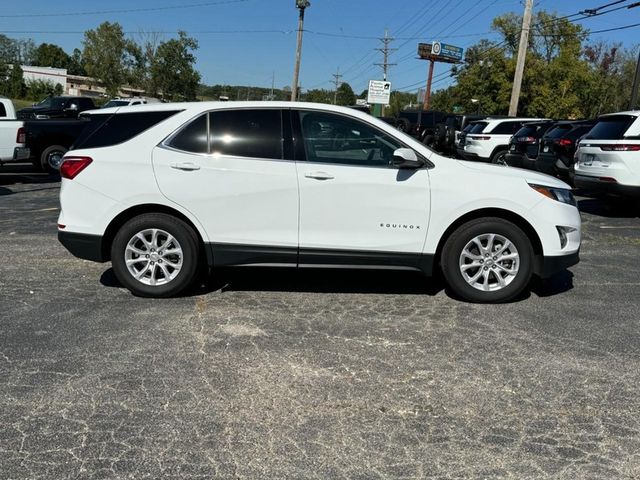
left=577, top=196, right=640, bottom=218
left=0, top=163, right=59, bottom=188
left=100, top=267, right=446, bottom=296
left=100, top=266, right=575, bottom=301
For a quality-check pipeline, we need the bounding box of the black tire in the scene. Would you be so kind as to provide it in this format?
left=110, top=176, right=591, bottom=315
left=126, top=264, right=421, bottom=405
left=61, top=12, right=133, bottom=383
left=396, top=118, right=411, bottom=132
left=490, top=149, right=508, bottom=165
left=422, top=134, right=435, bottom=148
left=111, top=213, right=201, bottom=297
left=40, top=145, right=67, bottom=173
left=441, top=217, right=534, bottom=303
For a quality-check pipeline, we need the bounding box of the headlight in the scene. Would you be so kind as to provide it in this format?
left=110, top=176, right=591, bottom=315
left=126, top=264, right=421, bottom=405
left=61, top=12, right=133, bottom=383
left=529, top=184, right=576, bottom=206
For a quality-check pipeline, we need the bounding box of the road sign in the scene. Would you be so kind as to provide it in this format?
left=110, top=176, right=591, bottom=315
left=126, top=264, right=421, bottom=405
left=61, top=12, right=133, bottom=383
left=367, top=80, right=391, bottom=105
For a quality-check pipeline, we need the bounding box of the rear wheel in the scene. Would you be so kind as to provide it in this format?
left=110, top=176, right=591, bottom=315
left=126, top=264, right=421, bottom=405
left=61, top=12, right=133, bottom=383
left=441, top=218, right=533, bottom=303
left=39, top=145, right=67, bottom=173
left=111, top=213, right=200, bottom=297
left=491, top=149, right=508, bottom=166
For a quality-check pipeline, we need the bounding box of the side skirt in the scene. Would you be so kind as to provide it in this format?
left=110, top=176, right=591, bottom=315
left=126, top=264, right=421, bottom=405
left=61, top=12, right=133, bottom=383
left=207, top=243, right=434, bottom=275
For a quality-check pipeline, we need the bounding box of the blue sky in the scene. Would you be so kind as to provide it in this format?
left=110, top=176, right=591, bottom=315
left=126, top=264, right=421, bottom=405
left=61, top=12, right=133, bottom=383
left=1, top=0, right=639, bottom=94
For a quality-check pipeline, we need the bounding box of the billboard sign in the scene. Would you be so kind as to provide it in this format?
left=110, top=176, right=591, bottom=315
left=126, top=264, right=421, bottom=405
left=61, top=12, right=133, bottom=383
left=432, top=42, right=463, bottom=61
left=367, top=80, right=391, bottom=105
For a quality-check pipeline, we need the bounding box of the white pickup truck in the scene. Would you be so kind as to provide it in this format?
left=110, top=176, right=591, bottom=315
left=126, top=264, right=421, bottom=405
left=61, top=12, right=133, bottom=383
left=0, top=97, right=28, bottom=166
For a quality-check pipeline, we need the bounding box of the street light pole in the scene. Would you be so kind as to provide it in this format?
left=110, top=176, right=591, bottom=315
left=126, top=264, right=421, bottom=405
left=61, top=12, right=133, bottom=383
left=291, top=0, right=310, bottom=102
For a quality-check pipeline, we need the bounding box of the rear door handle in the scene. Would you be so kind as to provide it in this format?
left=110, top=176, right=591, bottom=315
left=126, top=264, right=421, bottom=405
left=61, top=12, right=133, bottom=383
left=170, top=162, right=201, bottom=171
left=304, top=171, right=334, bottom=180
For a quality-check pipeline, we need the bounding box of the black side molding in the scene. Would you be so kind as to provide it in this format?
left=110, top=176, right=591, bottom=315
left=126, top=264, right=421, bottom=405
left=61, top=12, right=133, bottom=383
left=58, top=231, right=106, bottom=262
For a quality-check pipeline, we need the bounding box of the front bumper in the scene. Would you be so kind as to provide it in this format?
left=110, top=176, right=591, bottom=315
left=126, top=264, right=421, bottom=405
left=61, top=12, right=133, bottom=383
left=58, top=231, right=107, bottom=262
left=538, top=251, right=580, bottom=278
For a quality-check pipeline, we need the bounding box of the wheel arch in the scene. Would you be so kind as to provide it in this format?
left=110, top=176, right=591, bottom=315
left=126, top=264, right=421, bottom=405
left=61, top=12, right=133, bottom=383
left=433, top=207, right=544, bottom=275
left=101, top=203, right=210, bottom=264
left=489, top=145, right=509, bottom=160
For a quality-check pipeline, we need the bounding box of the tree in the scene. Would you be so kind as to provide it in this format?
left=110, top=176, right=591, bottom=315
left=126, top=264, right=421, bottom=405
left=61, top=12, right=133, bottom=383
left=0, top=34, right=18, bottom=63
left=335, top=82, right=356, bottom=106
left=31, top=43, right=71, bottom=69
left=82, top=22, right=139, bottom=97
left=305, top=88, right=332, bottom=103
left=150, top=31, right=200, bottom=101
left=68, top=48, right=86, bottom=76
left=2, top=64, right=26, bottom=98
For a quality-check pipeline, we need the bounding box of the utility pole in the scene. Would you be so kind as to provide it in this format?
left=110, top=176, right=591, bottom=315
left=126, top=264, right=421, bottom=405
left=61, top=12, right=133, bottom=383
left=508, top=0, right=534, bottom=116
left=332, top=68, right=343, bottom=104
left=422, top=59, right=435, bottom=111
left=374, top=29, right=396, bottom=115
left=291, top=0, right=310, bottom=102
left=630, top=49, right=640, bottom=110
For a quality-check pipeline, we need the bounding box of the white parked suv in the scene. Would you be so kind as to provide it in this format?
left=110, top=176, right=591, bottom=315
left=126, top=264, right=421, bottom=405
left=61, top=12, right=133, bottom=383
left=459, top=117, right=547, bottom=164
left=101, top=97, right=161, bottom=108
left=57, top=102, right=581, bottom=303
left=574, top=111, right=640, bottom=196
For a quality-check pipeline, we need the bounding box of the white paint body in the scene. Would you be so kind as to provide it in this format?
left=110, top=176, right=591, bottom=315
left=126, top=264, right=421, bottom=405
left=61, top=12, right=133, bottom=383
left=575, top=111, right=640, bottom=188
left=58, top=102, right=580, bottom=264
left=463, top=117, right=547, bottom=161
left=0, top=98, right=25, bottom=162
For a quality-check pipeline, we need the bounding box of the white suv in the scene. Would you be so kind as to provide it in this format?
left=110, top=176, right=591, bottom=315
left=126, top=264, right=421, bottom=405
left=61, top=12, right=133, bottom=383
left=574, top=111, right=640, bottom=196
left=460, top=117, right=547, bottom=164
left=57, top=102, right=581, bottom=303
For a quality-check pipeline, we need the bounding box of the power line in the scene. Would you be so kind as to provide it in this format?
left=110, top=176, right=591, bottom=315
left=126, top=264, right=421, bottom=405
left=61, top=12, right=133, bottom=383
left=0, top=0, right=251, bottom=18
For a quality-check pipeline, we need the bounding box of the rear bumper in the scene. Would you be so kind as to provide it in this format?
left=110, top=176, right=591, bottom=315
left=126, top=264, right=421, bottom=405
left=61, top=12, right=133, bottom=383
left=58, top=231, right=106, bottom=262
left=505, top=152, right=536, bottom=170
left=538, top=251, right=580, bottom=278
left=574, top=175, right=640, bottom=196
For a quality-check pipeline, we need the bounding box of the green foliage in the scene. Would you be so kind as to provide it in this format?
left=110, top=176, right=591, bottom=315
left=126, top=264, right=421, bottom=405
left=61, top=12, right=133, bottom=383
left=198, top=84, right=288, bottom=101
left=336, top=82, right=356, bottom=106
left=426, top=10, right=638, bottom=118
left=82, top=22, right=139, bottom=97
left=304, top=88, right=332, bottom=103
left=388, top=91, right=419, bottom=117
left=2, top=65, right=26, bottom=98
left=31, top=43, right=71, bottom=69
left=25, top=79, right=63, bottom=102
left=68, top=48, right=86, bottom=76
left=151, top=32, right=200, bottom=101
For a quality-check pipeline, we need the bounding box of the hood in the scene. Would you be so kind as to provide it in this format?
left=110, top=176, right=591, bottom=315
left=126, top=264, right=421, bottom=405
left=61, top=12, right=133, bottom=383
left=457, top=159, right=570, bottom=189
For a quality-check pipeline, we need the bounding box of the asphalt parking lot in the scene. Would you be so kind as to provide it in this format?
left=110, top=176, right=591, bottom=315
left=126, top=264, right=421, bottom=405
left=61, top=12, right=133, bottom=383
left=1, top=163, right=640, bottom=479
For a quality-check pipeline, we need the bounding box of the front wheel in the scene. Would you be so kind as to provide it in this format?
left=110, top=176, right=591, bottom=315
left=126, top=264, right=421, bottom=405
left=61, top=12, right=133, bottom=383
left=441, top=218, right=533, bottom=303
left=111, top=213, right=201, bottom=297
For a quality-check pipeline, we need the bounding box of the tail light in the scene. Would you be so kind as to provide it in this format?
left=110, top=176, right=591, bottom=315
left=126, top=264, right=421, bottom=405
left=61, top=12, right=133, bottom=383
left=60, top=156, right=93, bottom=179
left=599, top=144, right=640, bottom=151
left=558, top=138, right=573, bottom=147
left=16, top=127, right=26, bottom=144
left=470, top=136, right=492, bottom=140
left=598, top=177, right=618, bottom=183
left=516, top=136, right=536, bottom=143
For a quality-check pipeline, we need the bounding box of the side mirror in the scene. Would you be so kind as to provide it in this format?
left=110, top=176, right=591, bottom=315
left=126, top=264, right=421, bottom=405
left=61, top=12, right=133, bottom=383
left=65, top=103, right=79, bottom=112
left=392, top=148, right=423, bottom=169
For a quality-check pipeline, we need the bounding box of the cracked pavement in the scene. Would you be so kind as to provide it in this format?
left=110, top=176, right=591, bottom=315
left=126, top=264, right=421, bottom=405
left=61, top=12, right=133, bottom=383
left=1, top=164, right=640, bottom=479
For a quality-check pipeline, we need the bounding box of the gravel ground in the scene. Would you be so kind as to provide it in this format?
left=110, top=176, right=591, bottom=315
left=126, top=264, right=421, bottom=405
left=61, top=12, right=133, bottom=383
left=1, top=164, right=640, bottom=479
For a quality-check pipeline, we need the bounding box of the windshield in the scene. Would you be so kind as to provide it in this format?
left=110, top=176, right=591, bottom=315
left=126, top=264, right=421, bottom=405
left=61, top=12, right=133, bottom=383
left=102, top=100, right=130, bottom=108
left=585, top=115, right=635, bottom=140
left=37, top=97, right=67, bottom=109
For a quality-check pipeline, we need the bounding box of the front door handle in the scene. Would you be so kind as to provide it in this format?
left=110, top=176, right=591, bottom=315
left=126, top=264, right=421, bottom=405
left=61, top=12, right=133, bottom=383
left=170, top=162, right=201, bottom=171
left=304, top=171, right=334, bottom=180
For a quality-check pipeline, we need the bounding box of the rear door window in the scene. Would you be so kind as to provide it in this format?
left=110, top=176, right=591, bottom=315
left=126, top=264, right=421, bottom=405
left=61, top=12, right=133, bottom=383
left=168, top=114, right=208, bottom=153
left=209, top=109, right=283, bottom=159
left=585, top=115, right=635, bottom=140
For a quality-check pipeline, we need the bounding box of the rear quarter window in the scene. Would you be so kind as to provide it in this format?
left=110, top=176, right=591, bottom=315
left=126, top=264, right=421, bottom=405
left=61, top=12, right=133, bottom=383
left=469, top=122, right=488, bottom=134
left=490, top=121, right=523, bottom=135
left=585, top=115, right=636, bottom=140
left=0, top=103, right=7, bottom=117
left=73, top=110, right=180, bottom=149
